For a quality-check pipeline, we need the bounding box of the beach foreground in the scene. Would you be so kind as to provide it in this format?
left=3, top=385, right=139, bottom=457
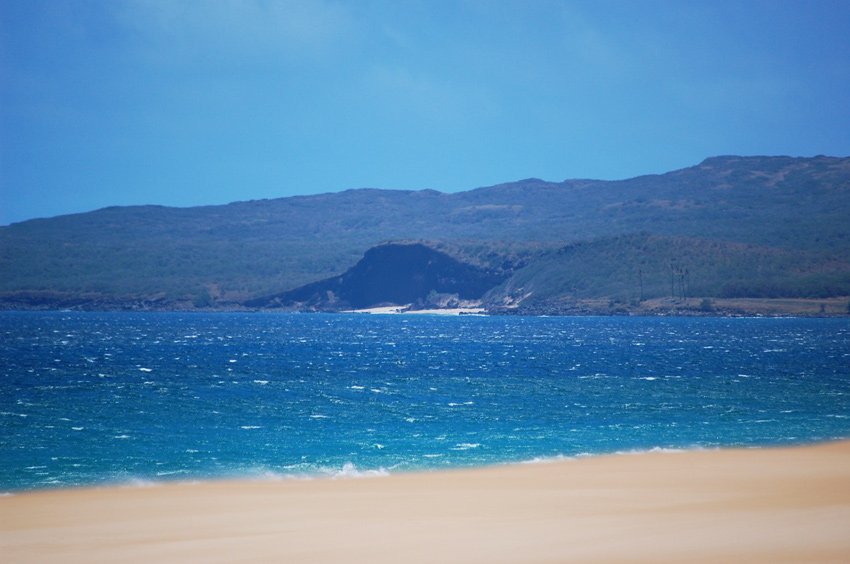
left=2, top=442, right=849, bottom=563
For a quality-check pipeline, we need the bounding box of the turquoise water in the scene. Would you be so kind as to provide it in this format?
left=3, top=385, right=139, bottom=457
left=2, top=312, right=849, bottom=492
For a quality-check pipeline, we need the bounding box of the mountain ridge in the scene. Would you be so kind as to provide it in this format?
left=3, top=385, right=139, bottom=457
left=2, top=155, right=849, bottom=314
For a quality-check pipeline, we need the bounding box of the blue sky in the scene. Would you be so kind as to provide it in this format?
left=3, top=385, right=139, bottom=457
left=1, top=0, right=849, bottom=225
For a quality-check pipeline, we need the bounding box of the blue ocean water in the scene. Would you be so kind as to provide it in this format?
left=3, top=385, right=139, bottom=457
left=1, top=311, right=849, bottom=492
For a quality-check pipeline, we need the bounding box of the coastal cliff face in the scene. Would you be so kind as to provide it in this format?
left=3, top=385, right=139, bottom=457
left=246, top=243, right=504, bottom=310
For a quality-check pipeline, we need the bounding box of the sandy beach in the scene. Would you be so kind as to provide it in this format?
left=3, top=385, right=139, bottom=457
left=2, top=441, right=849, bottom=563
left=344, top=305, right=487, bottom=315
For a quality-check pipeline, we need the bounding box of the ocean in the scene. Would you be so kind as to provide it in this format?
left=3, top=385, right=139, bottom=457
left=1, top=311, right=849, bottom=492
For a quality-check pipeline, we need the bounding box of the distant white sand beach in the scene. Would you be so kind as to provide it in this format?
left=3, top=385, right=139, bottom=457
left=345, top=304, right=486, bottom=315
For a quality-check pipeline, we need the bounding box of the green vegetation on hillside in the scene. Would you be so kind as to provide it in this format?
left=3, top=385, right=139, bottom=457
left=485, top=234, right=850, bottom=308
left=1, top=155, right=849, bottom=311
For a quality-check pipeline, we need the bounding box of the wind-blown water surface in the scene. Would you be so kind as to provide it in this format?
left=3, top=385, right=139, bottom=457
left=2, top=312, right=848, bottom=492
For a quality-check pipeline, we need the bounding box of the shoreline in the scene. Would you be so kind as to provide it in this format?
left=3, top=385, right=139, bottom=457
left=3, top=440, right=849, bottom=563
left=2, top=294, right=849, bottom=318
left=343, top=304, right=486, bottom=315
left=1, top=440, right=834, bottom=496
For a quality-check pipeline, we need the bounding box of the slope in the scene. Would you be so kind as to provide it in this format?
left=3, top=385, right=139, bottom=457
left=1, top=155, right=848, bottom=309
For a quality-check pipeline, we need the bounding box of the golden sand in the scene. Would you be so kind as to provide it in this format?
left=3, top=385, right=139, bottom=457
left=2, top=441, right=849, bottom=563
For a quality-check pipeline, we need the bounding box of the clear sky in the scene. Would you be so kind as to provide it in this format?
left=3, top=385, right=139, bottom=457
left=1, top=0, right=849, bottom=225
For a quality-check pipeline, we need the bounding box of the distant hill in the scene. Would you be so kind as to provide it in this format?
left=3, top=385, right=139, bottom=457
left=246, top=243, right=504, bottom=310
left=1, top=155, right=849, bottom=313
left=484, top=234, right=850, bottom=310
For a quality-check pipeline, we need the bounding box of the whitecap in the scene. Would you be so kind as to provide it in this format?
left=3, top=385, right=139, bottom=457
left=138, top=367, right=153, bottom=372
left=330, top=462, right=389, bottom=479
left=450, top=443, right=481, bottom=451
left=240, top=425, right=262, bottom=430
left=520, top=454, right=572, bottom=464
left=156, top=470, right=189, bottom=477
